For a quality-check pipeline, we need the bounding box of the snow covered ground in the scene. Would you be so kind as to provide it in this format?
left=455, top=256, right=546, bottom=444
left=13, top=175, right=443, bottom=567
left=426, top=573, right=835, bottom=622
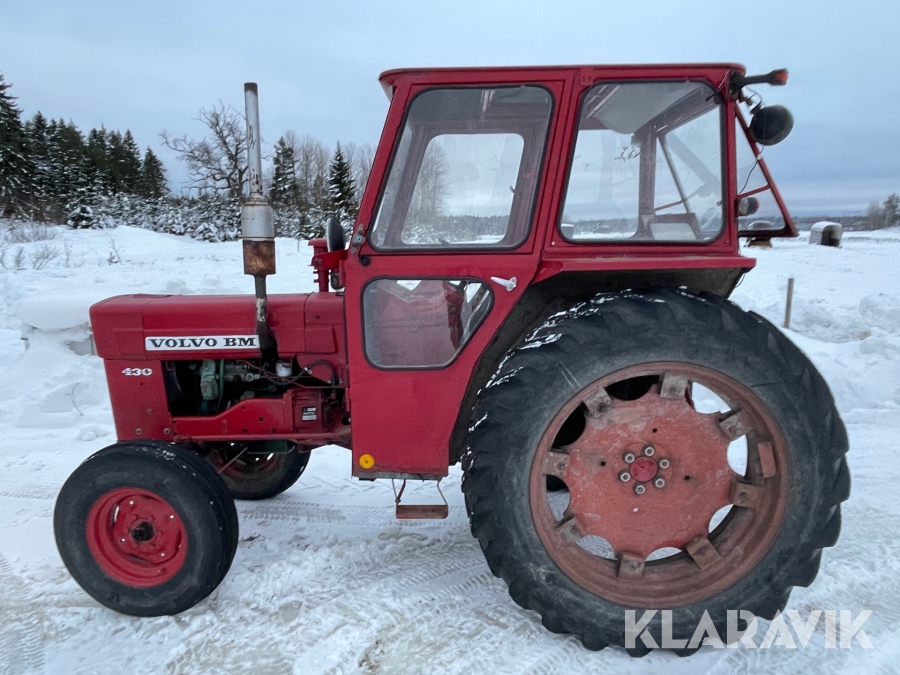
left=0, top=225, right=898, bottom=674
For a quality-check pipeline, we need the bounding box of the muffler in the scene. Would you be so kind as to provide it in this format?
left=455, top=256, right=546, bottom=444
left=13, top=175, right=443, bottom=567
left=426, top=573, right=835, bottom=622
left=241, top=82, right=278, bottom=362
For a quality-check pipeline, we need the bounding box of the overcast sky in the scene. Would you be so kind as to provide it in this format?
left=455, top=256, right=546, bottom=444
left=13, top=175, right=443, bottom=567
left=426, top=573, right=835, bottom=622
left=1, top=0, right=897, bottom=213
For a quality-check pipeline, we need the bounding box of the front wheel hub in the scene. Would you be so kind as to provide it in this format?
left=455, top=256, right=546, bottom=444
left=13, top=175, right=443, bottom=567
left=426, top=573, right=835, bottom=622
left=86, top=488, right=188, bottom=587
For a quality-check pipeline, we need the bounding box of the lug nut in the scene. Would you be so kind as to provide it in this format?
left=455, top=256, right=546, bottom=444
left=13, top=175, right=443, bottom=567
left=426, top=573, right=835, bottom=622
left=659, top=458, right=670, bottom=469
left=643, top=445, right=655, bottom=457
left=654, top=477, right=666, bottom=488
left=619, top=471, right=632, bottom=483
left=634, top=483, right=647, bottom=495
left=623, top=452, right=636, bottom=463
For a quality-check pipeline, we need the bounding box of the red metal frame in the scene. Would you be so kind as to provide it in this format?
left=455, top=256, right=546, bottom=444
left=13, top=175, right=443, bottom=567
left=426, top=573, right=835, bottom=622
left=735, top=110, right=798, bottom=238
left=92, top=63, right=796, bottom=479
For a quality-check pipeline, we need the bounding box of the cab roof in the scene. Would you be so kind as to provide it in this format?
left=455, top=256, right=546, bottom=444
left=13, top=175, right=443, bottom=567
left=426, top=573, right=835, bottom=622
left=378, top=63, right=747, bottom=95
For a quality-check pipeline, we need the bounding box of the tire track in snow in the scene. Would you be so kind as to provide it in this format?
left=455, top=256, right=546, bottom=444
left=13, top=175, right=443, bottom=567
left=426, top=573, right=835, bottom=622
left=0, top=484, right=57, bottom=501
left=254, top=527, right=485, bottom=618
left=239, top=499, right=463, bottom=529
left=165, top=639, right=294, bottom=675
left=0, top=552, right=45, bottom=675
left=162, top=524, right=487, bottom=673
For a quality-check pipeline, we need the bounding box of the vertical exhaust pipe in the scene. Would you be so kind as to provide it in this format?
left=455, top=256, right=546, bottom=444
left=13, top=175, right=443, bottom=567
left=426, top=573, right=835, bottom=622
left=241, top=82, right=278, bottom=362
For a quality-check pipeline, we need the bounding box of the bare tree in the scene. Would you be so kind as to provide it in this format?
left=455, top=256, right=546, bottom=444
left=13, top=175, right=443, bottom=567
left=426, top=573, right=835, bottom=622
left=344, top=142, right=376, bottom=201
left=161, top=103, right=248, bottom=199
left=409, top=142, right=449, bottom=222
left=864, top=202, right=883, bottom=231
left=290, top=133, right=329, bottom=209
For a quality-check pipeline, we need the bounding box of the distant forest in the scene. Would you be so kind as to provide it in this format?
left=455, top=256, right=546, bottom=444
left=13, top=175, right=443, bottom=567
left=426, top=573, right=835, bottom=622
left=1, top=71, right=898, bottom=242
left=0, top=72, right=373, bottom=241
left=793, top=203, right=899, bottom=232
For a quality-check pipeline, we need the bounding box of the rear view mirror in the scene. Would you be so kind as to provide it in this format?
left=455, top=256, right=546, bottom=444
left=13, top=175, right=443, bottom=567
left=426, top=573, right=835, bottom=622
left=737, top=197, right=760, bottom=217
left=749, top=105, right=793, bottom=146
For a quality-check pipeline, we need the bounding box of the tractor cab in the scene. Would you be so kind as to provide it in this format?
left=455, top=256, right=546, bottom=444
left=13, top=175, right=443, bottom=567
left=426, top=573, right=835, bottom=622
left=330, top=64, right=796, bottom=478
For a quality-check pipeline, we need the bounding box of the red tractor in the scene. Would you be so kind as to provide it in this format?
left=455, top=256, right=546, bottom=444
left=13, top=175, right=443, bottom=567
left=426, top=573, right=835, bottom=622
left=54, top=64, right=849, bottom=654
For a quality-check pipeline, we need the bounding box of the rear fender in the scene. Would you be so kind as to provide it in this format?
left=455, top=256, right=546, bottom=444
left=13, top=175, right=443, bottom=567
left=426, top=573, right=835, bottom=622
left=448, top=267, right=748, bottom=464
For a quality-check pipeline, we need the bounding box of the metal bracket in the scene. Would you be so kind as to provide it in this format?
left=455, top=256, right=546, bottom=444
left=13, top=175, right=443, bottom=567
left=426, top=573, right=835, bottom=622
left=349, top=222, right=369, bottom=255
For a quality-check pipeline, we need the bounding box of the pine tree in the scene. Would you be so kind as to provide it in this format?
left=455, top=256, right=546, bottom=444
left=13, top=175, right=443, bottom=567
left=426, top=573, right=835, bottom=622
left=326, top=142, right=357, bottom=224
left=86, top=127, right=113, bottom=195
left=270, top=137, right=299, bottom=207
left=139, top=148, right=167, bottom=199
left=53, top=120, right=93, bottom=226
left=0, top=73, right=31, bottom=218
left=116, top=130, right=143, bottom=194
left=25, top=111, right=51, bottom=220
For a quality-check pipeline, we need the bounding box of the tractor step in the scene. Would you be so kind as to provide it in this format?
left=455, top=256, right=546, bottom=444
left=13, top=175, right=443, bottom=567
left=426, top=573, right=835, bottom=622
left=395, top=504, right=449, bottom=520
left=393, top=479, right=449, bottom=520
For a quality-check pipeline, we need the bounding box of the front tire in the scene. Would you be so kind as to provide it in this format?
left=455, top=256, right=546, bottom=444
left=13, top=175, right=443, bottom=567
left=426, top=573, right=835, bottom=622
left=462, top=289, right=849, bottom=653
left=54, top=442, right=239, bottom=616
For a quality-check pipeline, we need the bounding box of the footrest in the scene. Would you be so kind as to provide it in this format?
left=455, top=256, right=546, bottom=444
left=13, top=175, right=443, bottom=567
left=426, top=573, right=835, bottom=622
left=392, top=479, right=449, bottom=520
left=395, top=504, right=449, bottom=520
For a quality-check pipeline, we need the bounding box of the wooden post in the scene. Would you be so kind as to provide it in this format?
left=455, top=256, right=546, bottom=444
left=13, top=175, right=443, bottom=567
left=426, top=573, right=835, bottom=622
left=784, top=277, right=794, bottom=329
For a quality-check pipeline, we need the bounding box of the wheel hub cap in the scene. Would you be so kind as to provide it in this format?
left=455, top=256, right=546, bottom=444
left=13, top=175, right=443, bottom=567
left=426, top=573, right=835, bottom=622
left=629, top=456, right=658, bottom=482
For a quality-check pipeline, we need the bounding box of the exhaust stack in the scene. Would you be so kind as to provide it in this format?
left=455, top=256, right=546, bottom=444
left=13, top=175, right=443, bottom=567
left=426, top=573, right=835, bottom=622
left=241, top=82, right=277, bottom=362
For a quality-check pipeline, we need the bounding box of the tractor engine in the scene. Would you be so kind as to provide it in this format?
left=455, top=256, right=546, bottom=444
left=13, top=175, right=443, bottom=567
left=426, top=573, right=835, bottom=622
left=89, top=292, right=350, bottom=449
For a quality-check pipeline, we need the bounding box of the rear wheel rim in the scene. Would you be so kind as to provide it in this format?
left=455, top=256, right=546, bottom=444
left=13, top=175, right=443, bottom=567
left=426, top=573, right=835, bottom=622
left=529, top=362, right=790, bottom=608
left=207, top=443, right=289, bottom=479
left=221, top=452, right=280, bottom=478
left=86, top=488, right=188, bottom=587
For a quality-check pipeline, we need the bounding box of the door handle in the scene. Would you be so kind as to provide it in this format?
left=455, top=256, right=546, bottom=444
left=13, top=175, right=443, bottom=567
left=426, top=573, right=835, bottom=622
left=490, top=276, right=517, bottom=292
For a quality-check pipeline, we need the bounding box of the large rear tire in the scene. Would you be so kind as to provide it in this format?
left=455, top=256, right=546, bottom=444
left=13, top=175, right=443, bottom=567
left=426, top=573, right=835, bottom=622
left=54, top=442, right=239, bottom=616
left=462, top=289, right=849, bottom=653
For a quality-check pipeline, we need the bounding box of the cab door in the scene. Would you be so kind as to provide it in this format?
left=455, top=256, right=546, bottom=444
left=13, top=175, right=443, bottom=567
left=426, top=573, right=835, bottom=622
left=344, top=75, right=569, bottom=477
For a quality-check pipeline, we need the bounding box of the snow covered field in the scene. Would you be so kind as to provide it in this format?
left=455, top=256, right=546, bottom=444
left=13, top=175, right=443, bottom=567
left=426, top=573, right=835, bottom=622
left=0, top=226, right=897, bottom=674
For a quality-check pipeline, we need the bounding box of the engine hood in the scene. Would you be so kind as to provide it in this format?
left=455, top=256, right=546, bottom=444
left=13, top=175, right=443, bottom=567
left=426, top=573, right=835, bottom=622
left=91, top=293, right=343, bottom=360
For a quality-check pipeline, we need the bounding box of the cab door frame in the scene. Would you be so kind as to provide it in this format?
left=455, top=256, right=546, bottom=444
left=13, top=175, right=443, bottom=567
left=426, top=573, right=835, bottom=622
left=343, top=71, right=575, bottom=477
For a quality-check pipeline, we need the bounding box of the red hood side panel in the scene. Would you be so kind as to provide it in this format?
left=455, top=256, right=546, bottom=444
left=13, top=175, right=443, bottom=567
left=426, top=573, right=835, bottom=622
left=90, top=294, right=310, bottom=360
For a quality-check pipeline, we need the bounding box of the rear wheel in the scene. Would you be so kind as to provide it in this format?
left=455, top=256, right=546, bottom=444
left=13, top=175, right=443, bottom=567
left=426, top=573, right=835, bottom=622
left=203, top=441, right=310, bottom=501
left=463, top=289, right=849, bottom=653
left=54, top=442, right=239, bottom=616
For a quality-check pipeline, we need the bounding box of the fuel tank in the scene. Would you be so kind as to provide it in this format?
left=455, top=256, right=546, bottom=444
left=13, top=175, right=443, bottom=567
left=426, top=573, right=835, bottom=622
left=90, top=292, right=346, bottom=364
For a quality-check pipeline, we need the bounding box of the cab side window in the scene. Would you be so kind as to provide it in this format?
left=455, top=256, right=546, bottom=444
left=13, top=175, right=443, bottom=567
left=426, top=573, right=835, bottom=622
left=363, top=279, right=492, bottom=368
left=370, top=86, right=553, bottom=250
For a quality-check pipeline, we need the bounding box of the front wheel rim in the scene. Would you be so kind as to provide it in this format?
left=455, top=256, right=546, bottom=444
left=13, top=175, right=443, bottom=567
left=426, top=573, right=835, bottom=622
left=86, top=488, right=188, bottom=587
left=529, top=362, right=790, bottom=608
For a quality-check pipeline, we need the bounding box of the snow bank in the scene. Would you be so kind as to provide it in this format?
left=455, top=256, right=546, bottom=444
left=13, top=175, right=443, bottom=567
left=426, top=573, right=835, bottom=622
left=0, top=227, right=897, bottom=674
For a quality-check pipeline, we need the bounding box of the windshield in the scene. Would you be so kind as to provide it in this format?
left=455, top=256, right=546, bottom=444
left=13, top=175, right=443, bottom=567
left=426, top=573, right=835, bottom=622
left=560, top=81, right=724, bottom=243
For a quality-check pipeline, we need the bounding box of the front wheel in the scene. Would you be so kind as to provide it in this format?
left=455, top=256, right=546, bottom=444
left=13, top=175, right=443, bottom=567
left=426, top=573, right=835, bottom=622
left=54, top=442, right=239, bottom=616
left=462, top=289, right=849, bottom=653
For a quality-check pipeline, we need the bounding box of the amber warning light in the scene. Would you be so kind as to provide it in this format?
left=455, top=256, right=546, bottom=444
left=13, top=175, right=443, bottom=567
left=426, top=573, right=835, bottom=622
left=731, top=68, right=789, bottom=94
left=771, top=69, right=789, bottom=85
